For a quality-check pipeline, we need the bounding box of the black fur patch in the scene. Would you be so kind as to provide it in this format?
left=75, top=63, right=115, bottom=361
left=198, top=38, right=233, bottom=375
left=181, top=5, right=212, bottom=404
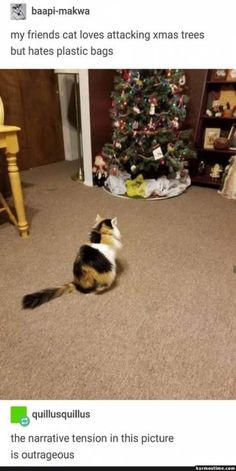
left=73, top=259, right=83, bottom=278
left=90, top=230, right=101, bottom=243
left=22, top=288, right=58, bottom=309
left=78, top=244, right=113, bottom=273
left=96, top=219, right=113, bottom=230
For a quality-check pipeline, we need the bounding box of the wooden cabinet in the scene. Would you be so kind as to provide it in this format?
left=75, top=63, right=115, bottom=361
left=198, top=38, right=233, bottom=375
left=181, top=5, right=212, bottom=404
left=192, top=70, right=236, bottom=187
left=0, top=70, right=65, bottom=171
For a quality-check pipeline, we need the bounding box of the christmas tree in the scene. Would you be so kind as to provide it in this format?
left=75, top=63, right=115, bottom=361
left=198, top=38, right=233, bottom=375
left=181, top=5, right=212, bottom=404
left=102, top=69, right=196, bottom=180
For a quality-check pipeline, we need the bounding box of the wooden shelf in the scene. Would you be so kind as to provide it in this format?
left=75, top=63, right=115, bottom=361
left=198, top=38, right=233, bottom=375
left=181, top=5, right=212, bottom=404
left=206, top=81, right=236, bottom=85
left=201, top=115, right=236, bottom=120
left=191, top=174, right=221, bottom=187
left=194, top=70, right=236, bottom=188
left=198, top=148, right=236, bottom=155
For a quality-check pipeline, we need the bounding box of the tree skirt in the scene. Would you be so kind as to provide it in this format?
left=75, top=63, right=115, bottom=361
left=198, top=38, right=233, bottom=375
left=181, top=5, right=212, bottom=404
left=103, top=174, right=191, bottom=200
left=103, top=186, right=189, bottom=200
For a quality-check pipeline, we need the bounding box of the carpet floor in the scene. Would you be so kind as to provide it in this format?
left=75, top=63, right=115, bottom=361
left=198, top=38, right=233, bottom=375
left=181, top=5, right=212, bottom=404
left=0, top=161, right=235, bottom=399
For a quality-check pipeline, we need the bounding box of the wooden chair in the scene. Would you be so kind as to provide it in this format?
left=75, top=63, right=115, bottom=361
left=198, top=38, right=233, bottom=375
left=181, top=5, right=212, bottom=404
left=0, top=96, right=29, bottom=238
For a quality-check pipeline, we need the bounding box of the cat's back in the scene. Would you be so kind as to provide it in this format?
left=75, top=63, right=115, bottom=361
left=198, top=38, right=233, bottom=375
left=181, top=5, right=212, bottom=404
left=90, top=243, right=116, bottom=265
left=75, top=243, right=114, bottom=274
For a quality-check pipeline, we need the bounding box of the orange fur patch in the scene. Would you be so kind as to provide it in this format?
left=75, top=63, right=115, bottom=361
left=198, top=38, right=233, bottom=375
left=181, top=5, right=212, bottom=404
left=100, top=233, right=115, bottom=248
left=74, top=265, right=114, bottom=289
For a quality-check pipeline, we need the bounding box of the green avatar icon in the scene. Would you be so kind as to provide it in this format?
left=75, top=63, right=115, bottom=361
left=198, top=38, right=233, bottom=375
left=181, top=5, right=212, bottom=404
left=11, top=406, right=29, bottom=426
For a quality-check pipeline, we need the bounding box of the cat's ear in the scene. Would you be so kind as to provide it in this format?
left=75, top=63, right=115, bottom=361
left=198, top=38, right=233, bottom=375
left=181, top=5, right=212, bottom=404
left=112, top=217, right=118, bottom=227
left=95, top=214, right=102, bottom=223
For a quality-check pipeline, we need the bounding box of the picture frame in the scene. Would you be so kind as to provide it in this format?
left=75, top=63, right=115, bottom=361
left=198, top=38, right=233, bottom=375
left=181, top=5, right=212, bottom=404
left=204, top=128, right=221, bottom=149
left=211, top=69, right=227, bottom=81
left=228, top=125, right=236, bottom=150
left=226, top=69, right=236, bottom=82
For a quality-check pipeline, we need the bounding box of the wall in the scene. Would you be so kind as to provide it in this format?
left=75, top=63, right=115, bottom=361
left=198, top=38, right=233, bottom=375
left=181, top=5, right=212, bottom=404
left=89, top=69, right=115, bottom=159
left=185, top=69, right=207, bottom=140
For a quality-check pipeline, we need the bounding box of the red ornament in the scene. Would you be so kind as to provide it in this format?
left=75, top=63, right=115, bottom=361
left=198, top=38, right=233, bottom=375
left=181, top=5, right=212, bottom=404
left=149, top=96, right=157, bottom=105
left=122, top=69, right=130, bottom=81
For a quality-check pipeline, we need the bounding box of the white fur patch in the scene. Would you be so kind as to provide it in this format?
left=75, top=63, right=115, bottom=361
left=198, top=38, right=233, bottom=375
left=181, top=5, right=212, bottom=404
left=91, top=243, right=116, bottom=266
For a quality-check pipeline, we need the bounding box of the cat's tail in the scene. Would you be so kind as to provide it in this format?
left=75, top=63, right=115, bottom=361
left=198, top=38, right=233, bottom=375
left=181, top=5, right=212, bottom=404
left=22, top=282, right=76, bottom=310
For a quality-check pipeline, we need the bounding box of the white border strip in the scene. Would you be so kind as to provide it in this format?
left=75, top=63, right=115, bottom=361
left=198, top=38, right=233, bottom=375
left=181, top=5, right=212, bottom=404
left=56, top=73, right=78, bottom=162
left=78, top=69, right=93, bottom=186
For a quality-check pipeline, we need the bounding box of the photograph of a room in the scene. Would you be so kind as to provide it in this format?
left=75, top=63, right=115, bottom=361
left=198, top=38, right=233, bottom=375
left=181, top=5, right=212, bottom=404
left=0, top=69, right=235, bottom=400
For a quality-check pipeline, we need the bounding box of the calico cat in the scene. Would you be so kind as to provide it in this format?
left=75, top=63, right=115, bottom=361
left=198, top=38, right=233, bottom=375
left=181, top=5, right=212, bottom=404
left=22, top=215, right=122, bottom=309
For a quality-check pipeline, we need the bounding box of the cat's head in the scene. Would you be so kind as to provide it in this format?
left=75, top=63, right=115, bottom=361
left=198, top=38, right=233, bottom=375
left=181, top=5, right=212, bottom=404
left=95, top=214, right=121, bottom=237
left=90, top=215, right=122, bottom=246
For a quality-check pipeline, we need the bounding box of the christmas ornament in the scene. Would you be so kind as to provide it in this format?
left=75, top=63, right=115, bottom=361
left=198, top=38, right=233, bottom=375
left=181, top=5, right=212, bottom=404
left=167, top=143, right=175, bottom=153
left=133, top=106, right=141, bottom=114
left=171, top=117, right=179, bottom=129
left=148, top=118, right=155, bottom=130
left=179, top=74, right=186, bottom=86
left=171, top=84, right=179, bottom=94
left=109, top=164, right=120, bottom=176
left=178, top=95, right=184, bottom=107
left=131, top=165, right=137, bottom=173
left=132, top=120, right=139, bottom=130
left=149, top=96, right=157, bottom=105
left=135, top=79, right=143, bottom=88
left=149, top=103, right=155, bottom=115
left=122, top=69, right=130, bottom=81
left=115, top=140, right=122, bottom=149
left=153, top=144, right=164, bottom=160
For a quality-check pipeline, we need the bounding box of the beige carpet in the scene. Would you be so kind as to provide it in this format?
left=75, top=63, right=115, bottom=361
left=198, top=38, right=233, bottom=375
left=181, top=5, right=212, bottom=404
left=0, top=161, right=235, bottom=400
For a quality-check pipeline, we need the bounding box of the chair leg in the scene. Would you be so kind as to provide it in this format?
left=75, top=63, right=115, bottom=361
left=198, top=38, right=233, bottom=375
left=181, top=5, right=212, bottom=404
left=6, top=152, right=29, bottom=238
left=0, top=192, right=18, bottom=227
